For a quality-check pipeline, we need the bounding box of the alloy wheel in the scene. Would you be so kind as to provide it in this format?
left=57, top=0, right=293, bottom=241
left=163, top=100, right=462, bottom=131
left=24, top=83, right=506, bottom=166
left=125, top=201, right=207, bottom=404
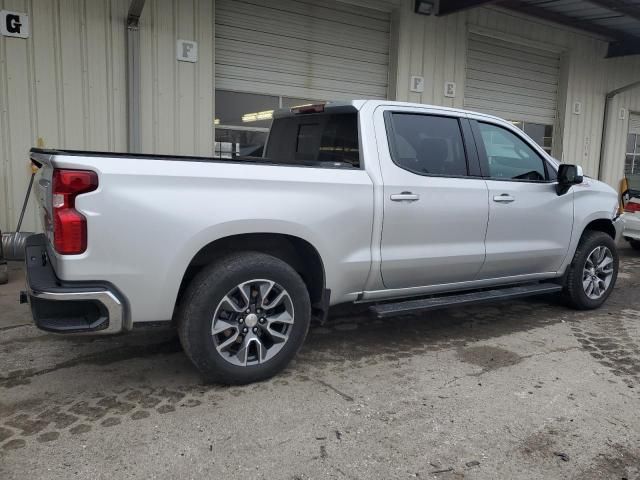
left=211, top=279, right=295, bottom=366
left=582, top=246, right=614, bottom=300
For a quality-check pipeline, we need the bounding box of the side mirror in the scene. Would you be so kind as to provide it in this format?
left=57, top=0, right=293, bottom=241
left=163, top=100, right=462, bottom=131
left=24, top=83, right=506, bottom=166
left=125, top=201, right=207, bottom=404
left=556, top=164, right=583, bottom=195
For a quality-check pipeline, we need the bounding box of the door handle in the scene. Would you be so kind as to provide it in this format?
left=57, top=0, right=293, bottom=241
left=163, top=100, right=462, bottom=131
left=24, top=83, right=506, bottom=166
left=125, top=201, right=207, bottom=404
left=390, top=192, right=420, bottom=202
left=493, top=193, right=515, bottom=203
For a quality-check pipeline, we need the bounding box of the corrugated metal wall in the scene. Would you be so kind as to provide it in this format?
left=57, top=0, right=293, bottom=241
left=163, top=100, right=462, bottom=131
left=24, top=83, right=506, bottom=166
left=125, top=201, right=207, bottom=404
left=139, top=0, right=214, bottom=157
left=599, top=76, right=640, bottom=187
left=394, top=1, right=640, bottom=189
left=0, top=0, right=128, bottom=233
left=0, top=0, right=213, bottom=232
left=2, top=0, right=639, bottom=235
left=395, top=2, right=467, bottom=109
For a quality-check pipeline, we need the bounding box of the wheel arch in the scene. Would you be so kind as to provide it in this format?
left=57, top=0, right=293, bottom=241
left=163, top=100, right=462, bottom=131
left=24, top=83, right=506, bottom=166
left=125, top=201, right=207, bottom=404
left=582, top=218, right=617, bottom=240
left=175, top=233, right=328, bottom=321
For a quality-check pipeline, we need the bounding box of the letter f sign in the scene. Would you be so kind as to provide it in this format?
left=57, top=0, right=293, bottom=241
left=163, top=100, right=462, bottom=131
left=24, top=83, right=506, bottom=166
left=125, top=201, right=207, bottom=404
left=177, top=40, right=198, bottom=63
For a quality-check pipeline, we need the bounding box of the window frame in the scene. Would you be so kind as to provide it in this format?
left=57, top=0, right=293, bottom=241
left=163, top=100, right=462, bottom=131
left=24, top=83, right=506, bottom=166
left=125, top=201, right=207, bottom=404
left=383, top=111, right=482, bottom=179
left=470, top=119, right=556, bottom=184
left=625, top=132, right=640, bottom=175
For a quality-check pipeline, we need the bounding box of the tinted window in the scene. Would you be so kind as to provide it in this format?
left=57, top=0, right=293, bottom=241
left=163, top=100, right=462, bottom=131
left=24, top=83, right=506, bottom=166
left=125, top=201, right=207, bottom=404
left=477, top=122, right=547, bottom=181
left=316, top=114, right=359, bottom=166
left=387, top=113, right=468, bottom=176
left=266, top=113, right=359, bottom=167
left=296, top=123, right=322, bottom=159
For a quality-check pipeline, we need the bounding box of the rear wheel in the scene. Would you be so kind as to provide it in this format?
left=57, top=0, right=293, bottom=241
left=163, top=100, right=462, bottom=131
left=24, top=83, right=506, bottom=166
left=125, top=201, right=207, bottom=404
left=177, top=252, right=311, bottom=384
left=629, top=239, right=640, bottom=251
left=563, top=231, right=618, bottom=310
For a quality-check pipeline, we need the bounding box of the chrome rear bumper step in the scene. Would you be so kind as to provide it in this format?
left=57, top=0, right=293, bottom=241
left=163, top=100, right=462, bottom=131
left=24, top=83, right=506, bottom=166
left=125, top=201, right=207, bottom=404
left=370, top=283, right=563, bottom=319
left=24, top=234, right=128, bottom=335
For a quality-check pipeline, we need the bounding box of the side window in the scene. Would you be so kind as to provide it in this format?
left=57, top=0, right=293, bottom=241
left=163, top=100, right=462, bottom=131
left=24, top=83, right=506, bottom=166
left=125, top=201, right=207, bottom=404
left=387, top=113, right=468, bottom=177
left=477, top=122, right=548, bottom=181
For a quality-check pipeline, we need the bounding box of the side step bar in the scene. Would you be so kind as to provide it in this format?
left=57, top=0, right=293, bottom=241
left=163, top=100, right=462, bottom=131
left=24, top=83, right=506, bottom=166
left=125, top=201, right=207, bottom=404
left=370, top=283, right=563, bottom=319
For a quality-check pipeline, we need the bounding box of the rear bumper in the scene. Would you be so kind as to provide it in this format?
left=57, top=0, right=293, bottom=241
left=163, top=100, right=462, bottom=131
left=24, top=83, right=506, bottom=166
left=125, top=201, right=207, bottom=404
left=622, top=213, right=640, bottom=241
left=23, top=234, right=128, bottom=335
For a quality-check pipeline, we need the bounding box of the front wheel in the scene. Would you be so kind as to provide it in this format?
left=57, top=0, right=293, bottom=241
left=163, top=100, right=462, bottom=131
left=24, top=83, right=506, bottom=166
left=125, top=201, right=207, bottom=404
left=629, top=239, right=640, bottom=251
left=177, top=252, right=311, bottom=385
left=563, top=231, right=618, bottom=310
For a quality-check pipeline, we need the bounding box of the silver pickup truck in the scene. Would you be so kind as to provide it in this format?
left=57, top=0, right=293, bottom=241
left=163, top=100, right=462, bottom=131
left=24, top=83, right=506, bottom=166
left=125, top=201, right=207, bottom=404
left=24, top=100, right=622, bottom=384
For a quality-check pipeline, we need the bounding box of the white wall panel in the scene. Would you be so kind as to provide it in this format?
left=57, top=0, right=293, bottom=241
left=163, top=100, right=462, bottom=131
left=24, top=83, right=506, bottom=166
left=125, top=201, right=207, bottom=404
left=395, top=2, right=467, bottom=109
left=139, top=0, right=213, bottom=157
left=0, top=0, right=213, bottom=232
left=0, top=0, right=129, bottom=233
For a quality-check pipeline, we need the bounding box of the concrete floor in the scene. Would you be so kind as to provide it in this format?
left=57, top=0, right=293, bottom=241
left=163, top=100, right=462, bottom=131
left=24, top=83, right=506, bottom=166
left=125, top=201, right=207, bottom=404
left=1, top=250, right=640, bottom=480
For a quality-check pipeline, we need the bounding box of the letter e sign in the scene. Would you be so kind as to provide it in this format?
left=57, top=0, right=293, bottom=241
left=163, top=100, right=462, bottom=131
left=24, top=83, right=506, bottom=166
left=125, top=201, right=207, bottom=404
left=177, top=40, right=198, bottom=63
left=0, top=10, right=30, bottom=38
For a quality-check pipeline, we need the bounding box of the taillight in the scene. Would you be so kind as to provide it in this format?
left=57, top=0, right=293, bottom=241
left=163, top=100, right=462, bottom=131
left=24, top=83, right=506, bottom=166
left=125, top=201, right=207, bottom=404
left=52, top=169, right=98, bottom=254
left=624, top=201, right=640, bottom=214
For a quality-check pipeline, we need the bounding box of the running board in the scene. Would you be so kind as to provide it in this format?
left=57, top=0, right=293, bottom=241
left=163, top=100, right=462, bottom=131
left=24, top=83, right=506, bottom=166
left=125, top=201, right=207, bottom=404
left=370, top=283, right=563, bottom=319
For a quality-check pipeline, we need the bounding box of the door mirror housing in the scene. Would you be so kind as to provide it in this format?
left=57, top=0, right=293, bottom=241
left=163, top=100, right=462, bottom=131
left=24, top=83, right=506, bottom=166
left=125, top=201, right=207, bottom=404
left=556, top=164, right=583, bottom=195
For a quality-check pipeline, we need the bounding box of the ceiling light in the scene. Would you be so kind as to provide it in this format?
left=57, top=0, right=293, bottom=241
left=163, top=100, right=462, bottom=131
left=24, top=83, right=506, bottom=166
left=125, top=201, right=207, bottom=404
left=242, top=110, right=274, bottom=123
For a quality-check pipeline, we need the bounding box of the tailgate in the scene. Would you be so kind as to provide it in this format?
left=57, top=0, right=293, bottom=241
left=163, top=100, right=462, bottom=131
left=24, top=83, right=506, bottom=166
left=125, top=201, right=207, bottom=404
left=30, top=150, right=55, bottom=244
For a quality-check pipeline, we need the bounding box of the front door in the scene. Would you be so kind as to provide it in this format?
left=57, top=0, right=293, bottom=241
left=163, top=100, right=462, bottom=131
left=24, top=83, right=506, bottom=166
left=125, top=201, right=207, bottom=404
left=471, top=120, right=574, bottom=279
left=378, top=109, right=489, bottom=289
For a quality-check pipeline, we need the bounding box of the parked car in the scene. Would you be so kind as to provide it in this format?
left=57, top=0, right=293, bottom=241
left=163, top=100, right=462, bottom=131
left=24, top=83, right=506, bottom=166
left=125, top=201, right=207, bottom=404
left=622, top=174, right=640, bottom=250
left=23, top=100, right=622, bottom=384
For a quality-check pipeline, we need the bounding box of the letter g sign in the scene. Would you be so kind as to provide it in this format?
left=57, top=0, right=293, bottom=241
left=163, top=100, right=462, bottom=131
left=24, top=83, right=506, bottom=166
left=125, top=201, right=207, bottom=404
left=1, top=11, right=30, bottom=38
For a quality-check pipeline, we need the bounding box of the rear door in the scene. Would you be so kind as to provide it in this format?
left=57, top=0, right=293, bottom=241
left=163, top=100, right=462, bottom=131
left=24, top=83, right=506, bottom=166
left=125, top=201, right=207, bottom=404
left=377, top=107, right=489, bottom=289
left=470, top=119, right=573, bottom=279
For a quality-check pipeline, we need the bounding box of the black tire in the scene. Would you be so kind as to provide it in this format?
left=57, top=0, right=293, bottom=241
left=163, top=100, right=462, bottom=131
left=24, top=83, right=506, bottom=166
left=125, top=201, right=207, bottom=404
left=177, top=251, right=311, bottom=385
left=629, top=239, right=640, bottom=251
left=563, top=231, right=618, bottom=310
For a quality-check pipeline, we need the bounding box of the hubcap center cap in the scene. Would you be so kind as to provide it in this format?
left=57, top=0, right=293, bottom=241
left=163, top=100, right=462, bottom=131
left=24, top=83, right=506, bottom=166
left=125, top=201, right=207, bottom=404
left=245, top=313, right=258, bottom=328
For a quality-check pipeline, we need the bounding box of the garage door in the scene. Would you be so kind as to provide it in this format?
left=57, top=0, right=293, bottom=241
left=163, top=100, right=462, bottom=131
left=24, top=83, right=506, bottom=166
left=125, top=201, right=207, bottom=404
left=215, top=0, right=391, bottom=100
left=464, top=32, right=560, bottom=126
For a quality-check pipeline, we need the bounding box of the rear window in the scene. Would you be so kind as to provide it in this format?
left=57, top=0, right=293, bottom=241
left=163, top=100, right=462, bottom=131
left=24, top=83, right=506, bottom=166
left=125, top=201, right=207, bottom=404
left=265, top=113, right=360, bottom=168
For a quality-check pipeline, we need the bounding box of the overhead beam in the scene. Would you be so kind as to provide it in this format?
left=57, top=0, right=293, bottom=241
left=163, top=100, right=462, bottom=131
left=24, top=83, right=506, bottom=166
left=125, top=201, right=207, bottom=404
left=588, top=0, right=640, bottom=22
left=607, top=40, right=640, bottom=57
left=436, top=0, right=500, bottom=16
left=500, top=0, right=625, bottom=39
left=500, top=0, right=640, bottom=57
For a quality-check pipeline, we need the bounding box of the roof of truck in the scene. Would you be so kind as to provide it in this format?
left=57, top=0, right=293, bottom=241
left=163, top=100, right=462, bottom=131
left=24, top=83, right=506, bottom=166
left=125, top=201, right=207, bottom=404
left=351, top=99, right=508, bottom=123
left=275, top=99, right=508, bottom=125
